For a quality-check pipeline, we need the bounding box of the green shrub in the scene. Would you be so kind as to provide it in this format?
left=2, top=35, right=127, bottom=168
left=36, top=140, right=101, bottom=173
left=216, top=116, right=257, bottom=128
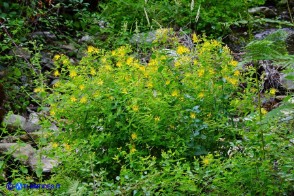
left=46, top=29, right=240, bottom=179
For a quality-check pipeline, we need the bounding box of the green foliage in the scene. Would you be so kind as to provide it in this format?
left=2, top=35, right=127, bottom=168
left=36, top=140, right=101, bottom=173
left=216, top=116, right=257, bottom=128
left=99, top=0, right=265, bottom=36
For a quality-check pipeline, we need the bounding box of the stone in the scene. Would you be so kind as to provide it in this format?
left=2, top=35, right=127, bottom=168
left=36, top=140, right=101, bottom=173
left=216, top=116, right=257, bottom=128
left=9, top=47, right=31, bottom=59
left=285, top=33, right=294, bottom=55
left=0, top=132, right=43, bottom=143
left=28, top=112, right=39, bottom=125
left=3, top=114, right=26, bottom=130
left=78, top=35, right=94, bottom=43
left=130, top=31, right=157, bottom=45
left=3, top=113, right=41, bottom=132
left=248, top=6, right=277, bottom=18
left=61, top=44, right=77, bottom=52
left=49, top=123, right=59, bottom=131
left=0, top=143, right=58, bottom=173
left=23, top=121, right=41, bottom=132
left=31, top=31, right=57, bottom=39
left=280, top=73, right=294, bottom=90
left=41, top=52, right=54, bottom=69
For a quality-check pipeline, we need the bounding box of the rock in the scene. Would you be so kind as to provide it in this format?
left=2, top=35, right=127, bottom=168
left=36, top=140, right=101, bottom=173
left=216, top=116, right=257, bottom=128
left=0, top=143, right=58, bottom=173
left=50, top=79, right=59, bottom=87
left=9, top=47, right=31, bottom=59
left=130, top=31, right=157, bottom=45
left=3, top=114, right=26, bottom=130
left=0, top=131, right=43, bottom=143
left=285, top=33, right=294, bottom=54
left=78, top=35, right=94, bottom=43
left=28, top=112, right=39, bottom=125
left=254, top=28, right=294, bottom=40
left=41, top=52, right=54, bottom=69
left=31, top=31, right=57, bottom=39
left=49, top=123, right=59, bottom=131
left=280, top=73, right=294, bottom=90
left=23, top=121, right=41, bottom=132
left=61, top=43, right=77, bottom=52
left=248, top=6, right=277, bottom=18
left=3, top=113, right=41, bottom=132
left=24, top=113, right=41, bottom=132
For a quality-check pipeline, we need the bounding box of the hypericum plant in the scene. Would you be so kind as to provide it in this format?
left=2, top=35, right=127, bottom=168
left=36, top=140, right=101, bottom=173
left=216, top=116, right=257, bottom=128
left=46, top=29, right=241, bottom=177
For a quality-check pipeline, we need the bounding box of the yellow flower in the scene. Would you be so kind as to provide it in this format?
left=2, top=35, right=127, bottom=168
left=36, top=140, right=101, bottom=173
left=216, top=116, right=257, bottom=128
left=53, top=70, right=60, bottom=77
left=131, top=133, right=138, bottom=140
left=53, top=81, right=60, bottom=88
left=62, top=58, right=70, bottom=65
left=176, top=45, right=190, bottom=55
left=87, top=46, right=99, bottom=54
left=174, top=60, right=181, bottom=67
left=116, top=61, right=123, bottom=67
left=269, top=88, right=277, bottom=95
left=190, top=112, right=196, bottom=119
left=50, top=110, right=56, bottom=116
left=201, top=153, right=213, bottom=166
left=105, top=65, right=112, bottom=71
left=171, top=90, right=179, bottom=97
left=234, top=70, right=240, bottom=76
left=90, top=68, right=96, bottom=76
left=69, top=70, right=77, bottom=78
left=211, top=40, right=221, bottom=47
left=130, top=147, right=136, bottom=154
left=34, top=87, right=44, bottom=93
left=198, top=92, right=205, bottom=98
left=208, top=68, right=215, bottom=75
left=53, top=54, right=61, bottom=61
left=165, top=80, right=171, bottom=85
left=154, top=116, right=160, bottom=122
left=229, top=60, right=238, bottom=67
left=101, top=57, right=107, bottom=64
left=80, top=97, right=87, bottom=103
left=198, top=69, right=205, bottom=77
left=70, top=96, right=77, bottom=102
left=52, top=143, right=58, bottom=148
left=261, top=108, right=267, bottom=115
left=192, top=33, right=200, bottom=43
left=109, top=96, right=114, bottom=100
left=126, top=57, right=134, bottom=66
left=132, top=105, right=139, bottom=112
left=122, top=88, right=128, bottom=94
left=64, top=143, right=71, bottom=151
left=79, top=84, right=85, bottom=90
left=97, top=79, right=104, bottom=85
left=93, top=91, right=100, bottom=98
left=139, top=66, right=146, bottom=72
left=227, top=77, right=238, bottom=86
left=146, top=82, right=153, bottom=88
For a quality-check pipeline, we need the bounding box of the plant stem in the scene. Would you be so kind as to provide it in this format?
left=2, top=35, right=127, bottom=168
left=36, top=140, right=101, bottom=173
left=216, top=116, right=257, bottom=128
left=254, top=62, right=265, bottom=159
left=287, top=0, right=294, bottom=24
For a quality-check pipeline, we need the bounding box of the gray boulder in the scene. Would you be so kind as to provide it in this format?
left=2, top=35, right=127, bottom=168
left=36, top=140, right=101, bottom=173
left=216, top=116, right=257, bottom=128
left=3, top=113, right=41, bottom=132
left=0, top=143, right=58, bottom=173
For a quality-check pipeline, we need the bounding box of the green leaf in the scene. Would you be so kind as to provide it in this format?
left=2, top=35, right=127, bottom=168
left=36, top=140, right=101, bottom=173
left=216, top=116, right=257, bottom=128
left=13, top=68, right=21, bottom=77
left=36, top=167, right=43, bottom=178
left=158, top=66, right=164, bottom=73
